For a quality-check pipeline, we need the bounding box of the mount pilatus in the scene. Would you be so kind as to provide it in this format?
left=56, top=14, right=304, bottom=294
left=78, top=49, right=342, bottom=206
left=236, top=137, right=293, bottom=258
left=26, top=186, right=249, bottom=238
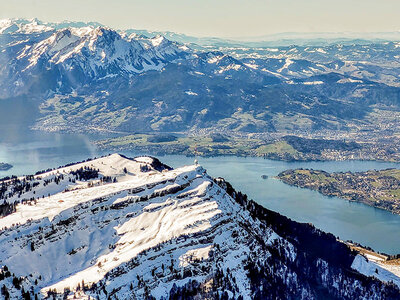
left=0, top=154, right=399, bottom=299
left=0, top=19, right=399, bottom=134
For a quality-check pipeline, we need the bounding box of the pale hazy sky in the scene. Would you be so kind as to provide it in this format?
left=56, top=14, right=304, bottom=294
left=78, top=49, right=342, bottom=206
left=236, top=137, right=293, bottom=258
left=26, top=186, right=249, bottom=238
left=1, top=0, right=400, bottom=37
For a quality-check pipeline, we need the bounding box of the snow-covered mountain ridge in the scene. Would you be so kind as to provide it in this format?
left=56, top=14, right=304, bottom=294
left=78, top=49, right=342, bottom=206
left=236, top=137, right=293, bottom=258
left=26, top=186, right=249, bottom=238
left=0, top=154, right=399, bottom=299
left=0, top=19, right=188, bottom=98
left=1, top=18, right=400, bottom=135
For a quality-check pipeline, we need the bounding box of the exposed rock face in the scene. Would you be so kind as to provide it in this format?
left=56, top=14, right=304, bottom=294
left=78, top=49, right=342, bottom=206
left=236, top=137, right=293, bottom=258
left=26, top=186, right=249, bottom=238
left=0, top=154, right=399, bottom=299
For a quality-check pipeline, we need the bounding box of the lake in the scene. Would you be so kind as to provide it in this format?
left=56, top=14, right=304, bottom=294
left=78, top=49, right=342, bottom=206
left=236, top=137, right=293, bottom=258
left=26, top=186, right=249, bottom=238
left=1, top=130, right=400, bottom=254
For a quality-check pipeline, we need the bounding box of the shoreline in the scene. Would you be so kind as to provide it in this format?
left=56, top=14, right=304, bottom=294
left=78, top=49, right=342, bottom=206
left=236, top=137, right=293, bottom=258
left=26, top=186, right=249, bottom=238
left=277, top=168, right=400, bottom=215
left=95, top=145, right=400, bottom=163
left=93, top=133, right=400, bottom=163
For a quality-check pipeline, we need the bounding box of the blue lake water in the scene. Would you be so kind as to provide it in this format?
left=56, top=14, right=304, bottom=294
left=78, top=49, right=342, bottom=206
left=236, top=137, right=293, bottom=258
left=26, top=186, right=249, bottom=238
left=1, top=130, right=400, bottom=254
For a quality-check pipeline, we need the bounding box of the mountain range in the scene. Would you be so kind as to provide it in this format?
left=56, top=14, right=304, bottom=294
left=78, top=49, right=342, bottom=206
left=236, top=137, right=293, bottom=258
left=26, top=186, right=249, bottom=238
left=0, top=154, right=399, bottom=299
left=0, top=18, right=399, bottom=136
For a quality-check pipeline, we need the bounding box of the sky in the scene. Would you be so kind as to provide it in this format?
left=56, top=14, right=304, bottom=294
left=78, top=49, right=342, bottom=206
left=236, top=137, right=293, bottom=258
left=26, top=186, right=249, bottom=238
left=1, top=0, right=400, bottom=38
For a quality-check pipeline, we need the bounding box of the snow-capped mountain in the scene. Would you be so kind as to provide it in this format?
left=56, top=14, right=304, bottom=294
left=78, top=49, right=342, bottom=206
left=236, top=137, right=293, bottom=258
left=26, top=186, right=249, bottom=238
left=0, top=18, right=399, bottom=135
left=0, top=18, right=53, bottom=35
left=0, top=20, right=189, bottom=98
left=21, top=27, right=186, bottom=75
left=0, top=154, right=399, bottom=299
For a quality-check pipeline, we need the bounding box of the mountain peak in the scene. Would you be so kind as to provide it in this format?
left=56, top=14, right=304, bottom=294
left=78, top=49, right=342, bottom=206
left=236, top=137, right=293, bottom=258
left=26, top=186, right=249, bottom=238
left=150, top=35, right=167, bottom=47
left=0, top=155, right=398, bottom=299
left=0, top=18, right=53, bottom=34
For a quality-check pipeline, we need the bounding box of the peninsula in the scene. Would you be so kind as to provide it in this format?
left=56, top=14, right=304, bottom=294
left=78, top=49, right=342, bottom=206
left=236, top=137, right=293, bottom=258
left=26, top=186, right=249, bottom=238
left=277, top=168, right=400, bottom=214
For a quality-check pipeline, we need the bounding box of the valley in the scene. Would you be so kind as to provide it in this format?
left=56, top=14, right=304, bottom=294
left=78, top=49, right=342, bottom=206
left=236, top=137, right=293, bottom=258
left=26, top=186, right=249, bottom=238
left=0, top=19, right=399, bottom=144
left=1, top=0, right=400, bottom=296
left=0, top=17, right=400, bottom=299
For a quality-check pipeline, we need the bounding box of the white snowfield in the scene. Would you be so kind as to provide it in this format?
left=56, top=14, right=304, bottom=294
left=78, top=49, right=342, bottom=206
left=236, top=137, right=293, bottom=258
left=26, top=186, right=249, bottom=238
left=2, top=154, right=399, bottom=299
left=2, top=18, right=188, bottom=78
left=0, top=154, right=284, bottom=299
left=352, top=254, right=400, bottom=289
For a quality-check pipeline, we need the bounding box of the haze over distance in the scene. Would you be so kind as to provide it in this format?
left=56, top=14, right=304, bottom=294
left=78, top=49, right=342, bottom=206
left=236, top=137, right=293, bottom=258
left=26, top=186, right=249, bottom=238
left=1, top=0, right=400, bottom=297
left=1, top=0, right=400, bottom=38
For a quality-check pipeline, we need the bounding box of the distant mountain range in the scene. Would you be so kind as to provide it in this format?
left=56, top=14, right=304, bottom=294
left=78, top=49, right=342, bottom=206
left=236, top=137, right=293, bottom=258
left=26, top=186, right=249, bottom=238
left=0, top=18, right=399, bottom=136
left=128, top=30, right=400, bottom=47
left=2, top=18, right=400, bottom=47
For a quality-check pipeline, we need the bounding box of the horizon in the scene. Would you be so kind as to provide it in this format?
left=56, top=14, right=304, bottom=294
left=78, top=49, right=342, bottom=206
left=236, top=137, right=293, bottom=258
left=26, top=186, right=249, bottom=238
left=1, top=1, right=400, bottom=298
left=2, top=17, right=400, bottom=42
left=1, top=0, right=400, bottom=38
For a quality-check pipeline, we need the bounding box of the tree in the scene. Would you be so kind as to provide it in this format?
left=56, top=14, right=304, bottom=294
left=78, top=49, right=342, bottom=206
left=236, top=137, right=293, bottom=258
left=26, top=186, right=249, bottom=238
left=1, top=284, right=10, bottom=299
left=12, top=276, right=21, bottom=289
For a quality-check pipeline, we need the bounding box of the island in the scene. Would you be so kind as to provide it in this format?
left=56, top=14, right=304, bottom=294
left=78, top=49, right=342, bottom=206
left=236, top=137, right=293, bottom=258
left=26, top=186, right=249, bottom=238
left=277, top=168, right=400, bottom=214
left=0, top=162, right=12, bottom=171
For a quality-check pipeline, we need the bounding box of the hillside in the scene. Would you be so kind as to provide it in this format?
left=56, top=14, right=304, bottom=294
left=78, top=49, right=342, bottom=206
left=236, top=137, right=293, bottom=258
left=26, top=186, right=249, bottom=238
left=277, top=168, right=400, bottom=214
left=0, top=19, right=399, bottom=138
left=0, top=154, right=399, bottom=299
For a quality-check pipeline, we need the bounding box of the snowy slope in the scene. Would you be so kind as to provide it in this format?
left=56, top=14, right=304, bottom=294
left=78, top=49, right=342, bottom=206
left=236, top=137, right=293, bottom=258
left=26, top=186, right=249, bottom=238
left=0, top=154, right=266, bottom=298
left=0, top=154, right=399, bottom=299
left=0, top=18, right=52, bottom=34
left=0, top=19, right=190, bottom=99
left=15, top=26, right=187, bottom=76
left=352, top=255, right=400, bottom=288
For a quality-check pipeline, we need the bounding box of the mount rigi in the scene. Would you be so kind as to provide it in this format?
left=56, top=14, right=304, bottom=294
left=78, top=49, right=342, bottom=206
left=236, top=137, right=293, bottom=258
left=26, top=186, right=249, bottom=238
left=0, top=154, right=399, bottom=299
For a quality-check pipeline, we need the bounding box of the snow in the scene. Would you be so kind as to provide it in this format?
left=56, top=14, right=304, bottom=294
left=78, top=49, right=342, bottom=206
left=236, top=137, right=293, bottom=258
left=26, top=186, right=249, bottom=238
left=0, top=18, right=52, bottom=34
left=244, top=63, right=258, bottom=69
left=133, top=156, right=155, bottom=164
left=179, top=245, right=213, bottom=267
left=69, top=26, right=96, bottom=37
left=1, top=153, right=397, bottom=298
left=302, top=80, right=324, bottom=85
left=150, top=35, right=166, bottom=47
left=18, top=22, right=52, bottom=34
left=45, top=190, right=221, bottom=293
left=0, top=154, right=266, bottom=298
left=185, top=90, right=198, bottom=96
left=337, top=78, right=363, bottom=84
left=14, top=23, right=186, bottom=76
left=217, top=63, right=242, bottom=73
left=352, top=255, right=400, bottom=288
left=0, top=19, right=13, bottom=34
left=207, top=55, right=223, bottom=64
left=277, top=58, right=293, bottom=73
